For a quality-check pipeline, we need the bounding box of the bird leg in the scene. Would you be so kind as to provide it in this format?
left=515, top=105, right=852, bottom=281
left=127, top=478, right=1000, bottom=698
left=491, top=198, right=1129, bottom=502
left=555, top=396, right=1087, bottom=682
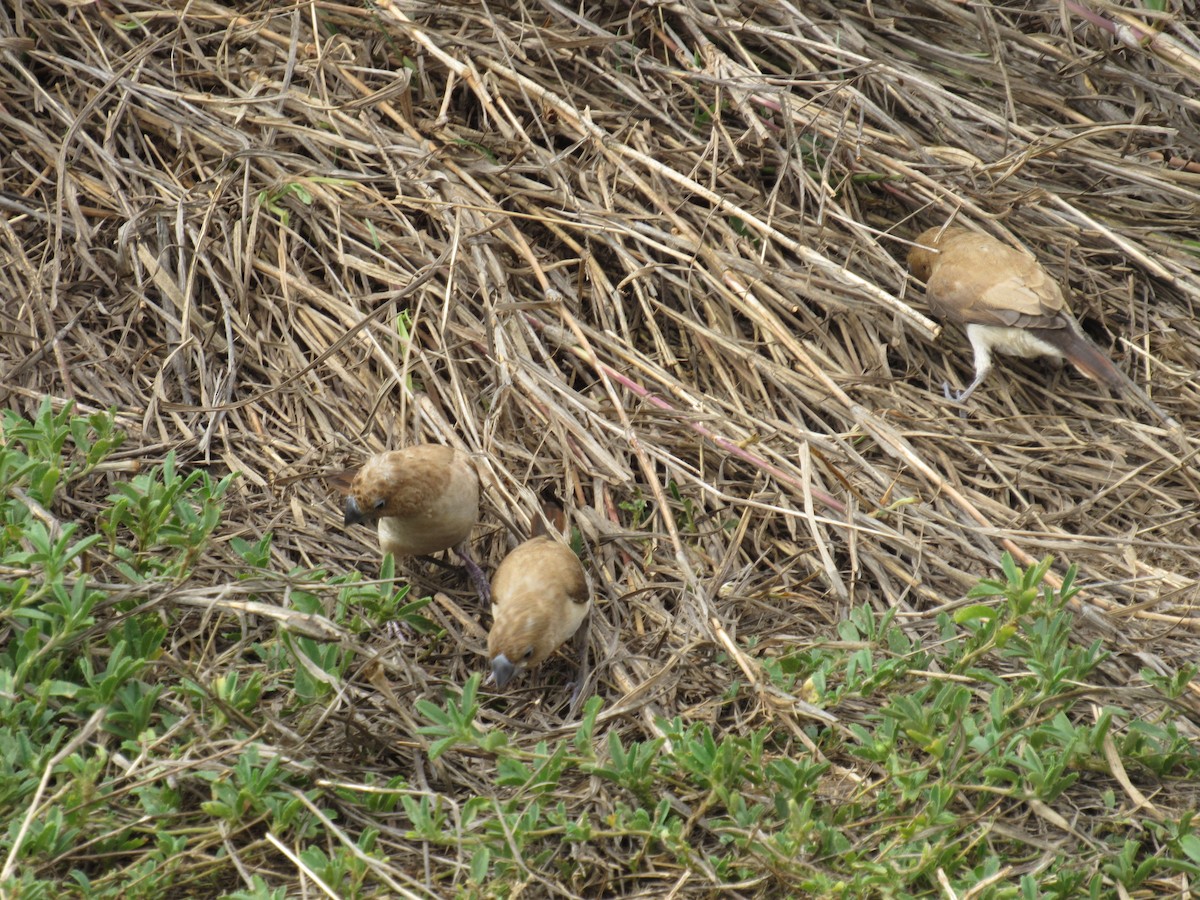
left=951, top=331, right=996, bottom=406
left=454, top=542, right=491, bottom=607
left=943, top=346, right=992, bottom=414
left=565, top=622, right=591, bottom=719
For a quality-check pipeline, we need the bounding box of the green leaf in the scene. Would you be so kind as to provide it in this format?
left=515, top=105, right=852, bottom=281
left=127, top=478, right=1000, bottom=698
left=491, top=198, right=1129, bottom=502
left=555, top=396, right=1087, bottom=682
left=953, top=604, right=998, bottom=624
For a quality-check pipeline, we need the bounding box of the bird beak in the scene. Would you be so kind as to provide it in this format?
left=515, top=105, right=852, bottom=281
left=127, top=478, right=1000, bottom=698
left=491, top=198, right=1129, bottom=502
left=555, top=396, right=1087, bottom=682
left=343, top=496, right=365, bottom=527
left=491, top=654, right=516, bottom=689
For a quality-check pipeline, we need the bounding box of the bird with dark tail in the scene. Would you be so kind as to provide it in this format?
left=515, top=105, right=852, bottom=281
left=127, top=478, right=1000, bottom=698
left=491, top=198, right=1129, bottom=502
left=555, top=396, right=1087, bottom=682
left=908, top=226, right=1178, bottom=428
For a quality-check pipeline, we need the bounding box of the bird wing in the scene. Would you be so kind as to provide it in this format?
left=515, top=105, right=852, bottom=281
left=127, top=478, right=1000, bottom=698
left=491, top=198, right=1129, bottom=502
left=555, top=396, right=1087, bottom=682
left=926, top=231, right=1070, bottom=330
left=491, top=536, right=588, bottom=611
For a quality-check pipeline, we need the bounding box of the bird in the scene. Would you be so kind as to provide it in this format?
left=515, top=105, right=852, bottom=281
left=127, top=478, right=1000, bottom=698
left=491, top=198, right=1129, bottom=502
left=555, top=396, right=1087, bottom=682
left=907, top=226, right=1177, bottom=427
left=487, top=513, right=590, bottom=693
left=340, top=444, right=490, bottom=604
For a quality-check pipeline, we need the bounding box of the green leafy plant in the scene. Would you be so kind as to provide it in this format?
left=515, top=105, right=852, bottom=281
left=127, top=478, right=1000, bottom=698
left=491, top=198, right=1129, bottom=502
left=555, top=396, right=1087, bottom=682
left=99, top=451, right=235, bottom=581
left=5, top=402, right=1199, bottom=898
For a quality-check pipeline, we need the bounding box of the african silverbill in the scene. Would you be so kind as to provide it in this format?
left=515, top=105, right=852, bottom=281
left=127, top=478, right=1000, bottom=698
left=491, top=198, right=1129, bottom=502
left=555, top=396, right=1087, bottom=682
left=341, top=444, right=489, bottom=603
left=907, top=226, right=1177, bottom=427
left=487, top=523, right=590, bottom=692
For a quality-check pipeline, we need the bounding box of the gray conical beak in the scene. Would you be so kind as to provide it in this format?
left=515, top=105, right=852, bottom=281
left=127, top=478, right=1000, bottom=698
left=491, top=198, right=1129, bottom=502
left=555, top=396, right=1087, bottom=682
left=344, top=496, right=365, bottom=527
left=491, top=654, right=515, bottom=689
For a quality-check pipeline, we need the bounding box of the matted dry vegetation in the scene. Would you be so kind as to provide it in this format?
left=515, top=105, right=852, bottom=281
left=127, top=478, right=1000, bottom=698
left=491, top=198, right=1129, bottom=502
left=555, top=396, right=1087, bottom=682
left=4, top=0, right=1200, bottom=895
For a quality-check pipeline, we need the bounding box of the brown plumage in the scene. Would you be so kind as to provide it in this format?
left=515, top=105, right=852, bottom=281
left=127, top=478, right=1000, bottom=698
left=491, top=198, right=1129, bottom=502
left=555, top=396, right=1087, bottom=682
left=908, top=226, right=1177, bottom=426
left=487, top=532, right=590, bottom=690
left=340, top=444, right=488, bottom=602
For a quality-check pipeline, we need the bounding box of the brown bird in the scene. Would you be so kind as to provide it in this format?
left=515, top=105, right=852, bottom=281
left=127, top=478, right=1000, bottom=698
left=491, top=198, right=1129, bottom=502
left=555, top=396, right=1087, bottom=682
left=341, top=444, right=489, bottom=603
left=487, top=522, right=590, bottom=691
left=908, top=226, right=1177, bottom=426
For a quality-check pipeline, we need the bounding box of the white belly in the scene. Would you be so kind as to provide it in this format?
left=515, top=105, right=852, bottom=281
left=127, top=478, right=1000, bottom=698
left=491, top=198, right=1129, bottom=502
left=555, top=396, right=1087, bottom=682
left=966, top=324, right=1062, bottom=361
left=378, top=507, right=474, bottom=557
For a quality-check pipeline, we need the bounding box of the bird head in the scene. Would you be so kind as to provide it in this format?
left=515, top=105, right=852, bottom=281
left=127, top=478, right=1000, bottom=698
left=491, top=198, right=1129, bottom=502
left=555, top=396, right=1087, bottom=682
left=341, top=453, right=437, bottom=527
left=487, top=613, right=547, bottom=689
left=343, top=493, right=375, bottom=527
left=907, top=227, right=948, bottom=281
left=343, top=463, right=393, bottom=526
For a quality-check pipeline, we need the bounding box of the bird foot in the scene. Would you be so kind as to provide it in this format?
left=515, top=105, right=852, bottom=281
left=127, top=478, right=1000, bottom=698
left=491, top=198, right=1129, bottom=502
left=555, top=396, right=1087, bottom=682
left=941, top=381, right=971, bottom=418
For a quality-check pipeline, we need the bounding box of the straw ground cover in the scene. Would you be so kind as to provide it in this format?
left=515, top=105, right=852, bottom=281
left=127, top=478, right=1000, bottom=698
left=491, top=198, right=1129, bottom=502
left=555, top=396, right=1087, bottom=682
left=3, top=0, right=1200, bottom=896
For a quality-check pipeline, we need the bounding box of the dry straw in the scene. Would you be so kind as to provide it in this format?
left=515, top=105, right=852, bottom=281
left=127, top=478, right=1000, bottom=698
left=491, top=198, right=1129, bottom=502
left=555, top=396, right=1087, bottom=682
left=3, top=0, right=1200, bottom=889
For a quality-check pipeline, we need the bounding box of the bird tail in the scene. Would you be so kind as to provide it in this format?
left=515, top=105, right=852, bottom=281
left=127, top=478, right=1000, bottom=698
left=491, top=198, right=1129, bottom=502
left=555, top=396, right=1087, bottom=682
left=325, top=468, right=356, bottom=495
left=1043, top=326, right=1178, bottom=428
left=531, top=493, right=568, bottom=539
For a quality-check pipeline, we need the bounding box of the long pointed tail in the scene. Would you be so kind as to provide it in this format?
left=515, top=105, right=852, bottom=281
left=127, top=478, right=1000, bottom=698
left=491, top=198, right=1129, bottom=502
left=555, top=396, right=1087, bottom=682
left=1038, top=326, right=1178, bottom=428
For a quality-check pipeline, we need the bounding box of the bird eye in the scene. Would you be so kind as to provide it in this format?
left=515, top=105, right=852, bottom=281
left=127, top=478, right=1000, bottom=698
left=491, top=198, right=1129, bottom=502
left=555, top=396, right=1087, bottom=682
left=522, top=647, right=534, bottom=660
left=372, top=498, right=385, bottom=511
